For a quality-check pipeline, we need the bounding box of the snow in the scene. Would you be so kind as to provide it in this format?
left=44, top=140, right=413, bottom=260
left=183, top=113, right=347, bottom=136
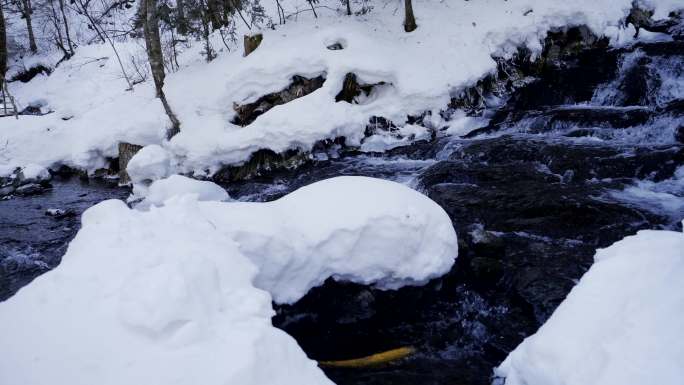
left=19, top=164, right=50, bottom=181
left=0, top=175, right=458, bottom=385
left=2, top=0, right=682, bottom=176
left=127, top=144, right=172, bottom=184
left=494, top=223, right=684, bottom=385
left=142, top=174, right=231, bottom=206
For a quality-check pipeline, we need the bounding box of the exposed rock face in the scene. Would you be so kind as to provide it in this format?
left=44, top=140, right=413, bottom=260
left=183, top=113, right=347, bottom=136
left=243, top=33, right=263, bottom=56
left=232, top=74, right=326, bottom=126
left=117, top=142, right=143, bottom=185
left=213, top=148, right=309, bottom=183
left=335, top=73, right=387, bottom=104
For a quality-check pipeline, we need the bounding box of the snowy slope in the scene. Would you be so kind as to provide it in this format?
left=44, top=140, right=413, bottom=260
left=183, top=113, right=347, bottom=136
left=3, top=0, right=682, bottom=176
left=494, top=224, right=684, bottom=385
left=0, top=176, right=458, bottom=385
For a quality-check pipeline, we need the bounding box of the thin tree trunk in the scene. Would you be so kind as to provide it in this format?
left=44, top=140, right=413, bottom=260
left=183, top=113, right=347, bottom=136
left=308, top=0, right=317, bottom=18
left=403, top=0, right=417, bottom=32
left=176, top=0, right=187, bottom=34
left=75, top=0, right=133, bottom=89
left=275, top=0, right=285, bottom=24
left=198, top=0, right=216, bottom=60
left=58, top=0, right=74, bottom=55
left=48, top=0, right=68, bottom=56
left=22, top=0, right=38, bottom=52
left=346, top=0, right=351, bottom=16
left=0, top=2, right=7, bottom=79
left=0, top=2, right=12, bottom=118
left=142, top=0, right=180, bottom=139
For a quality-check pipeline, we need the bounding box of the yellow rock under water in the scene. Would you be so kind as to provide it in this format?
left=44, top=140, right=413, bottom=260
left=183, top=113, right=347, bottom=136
left=318, top=347, right=416, bottom=368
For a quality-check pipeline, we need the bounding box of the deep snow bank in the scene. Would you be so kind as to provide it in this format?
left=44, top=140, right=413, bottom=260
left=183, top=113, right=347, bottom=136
left=2, top=0, right=683, bottom=176
left=494, top=223, right=684, bottom=385
left=0, top=176, right=457, bottom=385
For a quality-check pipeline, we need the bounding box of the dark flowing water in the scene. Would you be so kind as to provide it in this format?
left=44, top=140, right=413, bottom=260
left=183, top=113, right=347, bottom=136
left=0, top=177, right=129, bottom=300
left=1, top=39, right=683, bottom=385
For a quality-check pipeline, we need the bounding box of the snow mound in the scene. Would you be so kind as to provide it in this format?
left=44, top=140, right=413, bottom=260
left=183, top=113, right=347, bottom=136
left=127, top=144, right=172, bottom=184
left=143, top=174, right=231, bottom=206
left=0, top=176, right=457, bottom=385
left=19, top=164, right=51, bottom=182
left=494, top=223, right=684, bottom=385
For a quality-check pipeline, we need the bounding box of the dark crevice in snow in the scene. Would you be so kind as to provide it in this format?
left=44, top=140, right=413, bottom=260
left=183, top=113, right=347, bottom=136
left=8, top=64, right=52, bottom=83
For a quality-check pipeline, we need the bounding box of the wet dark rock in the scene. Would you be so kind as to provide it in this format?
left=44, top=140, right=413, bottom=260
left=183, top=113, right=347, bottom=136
left=449, top=136, right=683, bottom=182
left=364, top=116, right=399, bottom=137
left=327, top=42, right=344, bottom=50
left=232, top=74, right=326, bottom=126
left=0, top=185, right=15, bottom=197
left=336, top=73, right=388, bottom=104
left=14, top=183, right=48, bottom=196
left=213, top=148, right=310, bottom=183
left=45, top=208, right=76, bottom=219
left=676, top=125, right=684, bottom=143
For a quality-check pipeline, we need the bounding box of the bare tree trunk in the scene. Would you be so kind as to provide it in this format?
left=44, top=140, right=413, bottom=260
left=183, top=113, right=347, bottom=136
left=197, top=0, right=216, bottom=60
left=275, top=0, right=285, bottom=24
left=0, top=6, right=18, bottom=119
left=0, top=2, right=7, bottom=79
left=176, top=0, right=187, bottom=34
left=21, top=0, right=38, bottom=52
left=307, top=0, right=318, bottom=18
left=346, top=0, right=351, bottom=16
left=75, top=0, right=133, bottom=90
left=404, top=0, right=417, bottom=32
left=58, top=0, right=74, bottom=55
left=142, top=0, right=181, bottom=139
left=47, top=0, right=68, bottom=56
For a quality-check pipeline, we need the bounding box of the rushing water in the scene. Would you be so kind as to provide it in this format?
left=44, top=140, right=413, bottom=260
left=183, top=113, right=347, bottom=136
left=1, top=40, right=683, bottom=384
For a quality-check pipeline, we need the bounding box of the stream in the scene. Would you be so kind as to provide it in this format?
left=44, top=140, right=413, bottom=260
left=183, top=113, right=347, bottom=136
left=1, top=38, right=683, bottom=385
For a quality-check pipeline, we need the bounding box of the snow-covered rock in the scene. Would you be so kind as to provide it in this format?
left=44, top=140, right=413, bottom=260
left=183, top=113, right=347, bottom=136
left=0, top=176, right=457, bottom=385
left=19, top=164, right=51, bottom=182
left=144, top=174, right=231, bottom=206
left=494, top=223, right=684, bottom=385
left=126, top=144, right=172, bottom=184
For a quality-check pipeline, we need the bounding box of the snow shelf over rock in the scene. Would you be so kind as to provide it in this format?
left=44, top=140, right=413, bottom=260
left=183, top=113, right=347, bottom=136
left=0, top=175, right=457, bottom=385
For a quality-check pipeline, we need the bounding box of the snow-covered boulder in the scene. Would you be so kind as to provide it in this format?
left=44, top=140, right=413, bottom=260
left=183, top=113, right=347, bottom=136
left=18, top=164, right=51, bottom=183
left=494, top=223, right=684, bottom=385
left=144, top=174, right=231, bottom=206
left=126, top=144, right=171, bottom=184
left=0, top=176, right=457, bottom=385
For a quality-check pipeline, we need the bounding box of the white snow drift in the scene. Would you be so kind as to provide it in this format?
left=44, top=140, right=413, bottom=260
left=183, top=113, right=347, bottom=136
left=0, top=176, right=458, bottom=385
left=494, top=224, right=684, bottom=385
left=2, top=0, right=682, bottom=176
